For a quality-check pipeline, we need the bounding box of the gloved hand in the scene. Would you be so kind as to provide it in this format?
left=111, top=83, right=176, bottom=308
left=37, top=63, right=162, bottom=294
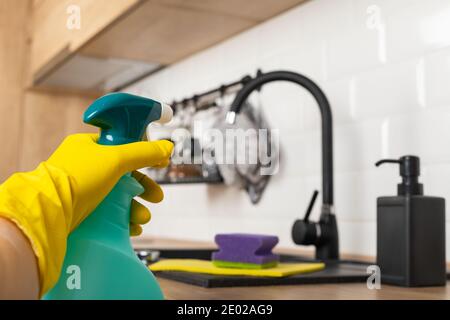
left=0, top=133, right=173, bottom=296
left=130, top=170, right=165, bottom=236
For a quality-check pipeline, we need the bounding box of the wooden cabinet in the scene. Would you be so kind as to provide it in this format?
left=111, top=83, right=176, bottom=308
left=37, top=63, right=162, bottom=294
left=29, top=0, right=140, bottom=85
left=19, top=91, right=97, bottom=171
left=0, top=1, right=29, bottom=181
left=29, top=0, right=306, bottom=93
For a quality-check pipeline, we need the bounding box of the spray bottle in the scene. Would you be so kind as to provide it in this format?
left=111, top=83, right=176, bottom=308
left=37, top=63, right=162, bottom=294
left=44, top=93, right=173, bottom=299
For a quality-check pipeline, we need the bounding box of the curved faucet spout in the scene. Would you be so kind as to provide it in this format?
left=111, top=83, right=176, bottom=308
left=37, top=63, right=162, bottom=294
left=229, top=70, right=339, bottom=260
left=229, top=71, right=334, bottom=207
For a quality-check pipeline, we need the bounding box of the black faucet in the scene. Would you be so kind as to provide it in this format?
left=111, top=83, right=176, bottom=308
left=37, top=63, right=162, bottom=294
left=228, top=70, right=339, bottom=261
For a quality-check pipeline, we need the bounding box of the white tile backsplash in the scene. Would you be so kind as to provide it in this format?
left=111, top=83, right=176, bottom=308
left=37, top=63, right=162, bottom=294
left=280, top=131, right=321, bottom=177
left=385, top=0, right=450, bottom=62
left=326, top=27, right=383, bottom=80
left=258, top=82, right=305, bottom=134
left=352, top=59, right=423, bottom=120
left=425, top=47, right=450, bottom=108
left=128, top=0, right=450, bottom=259
left=386, top=108, right=450, bottom=164
left=334, top=118, right=384, bottom=173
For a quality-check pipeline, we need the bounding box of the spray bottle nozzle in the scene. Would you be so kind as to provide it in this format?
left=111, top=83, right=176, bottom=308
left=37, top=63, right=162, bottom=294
left=83, top=93, right=173, bottom=146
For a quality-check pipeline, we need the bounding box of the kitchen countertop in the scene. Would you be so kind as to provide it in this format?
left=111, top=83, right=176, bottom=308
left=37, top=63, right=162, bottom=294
left=132, top=237, right=450, bottom=300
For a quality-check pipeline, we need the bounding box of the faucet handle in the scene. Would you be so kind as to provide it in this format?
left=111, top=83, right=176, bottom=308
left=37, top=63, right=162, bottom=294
left=292, top=189, right=340, bottom=260
left=292, top=190, right=320, bottom=246
left=303, top=190, right=319, bottom=222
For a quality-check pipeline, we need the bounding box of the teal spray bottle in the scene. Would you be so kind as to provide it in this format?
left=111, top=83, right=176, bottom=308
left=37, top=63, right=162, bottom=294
left=44, top=93, right=173, bottom=300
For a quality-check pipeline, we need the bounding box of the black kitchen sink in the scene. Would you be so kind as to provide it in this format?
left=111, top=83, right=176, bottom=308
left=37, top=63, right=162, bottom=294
left=137, top=248, right=377, bottom=288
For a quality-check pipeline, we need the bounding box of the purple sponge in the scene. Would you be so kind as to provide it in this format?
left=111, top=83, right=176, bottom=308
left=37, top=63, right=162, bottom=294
left=212, top=233, right=279, bottom=268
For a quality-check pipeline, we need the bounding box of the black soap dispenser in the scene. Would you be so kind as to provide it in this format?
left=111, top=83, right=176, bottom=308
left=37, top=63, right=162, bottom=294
left=375, top=155, right=446, bottom=287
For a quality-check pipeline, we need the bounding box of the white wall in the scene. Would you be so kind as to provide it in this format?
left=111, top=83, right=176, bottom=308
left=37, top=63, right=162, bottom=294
left=127, top=0, right=450, bottom=258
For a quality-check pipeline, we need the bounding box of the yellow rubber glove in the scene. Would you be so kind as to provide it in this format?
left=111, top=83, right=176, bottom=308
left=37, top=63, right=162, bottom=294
left=130, top=170, right=166, bottom=236
left=0, top=133, right=173, bottom=296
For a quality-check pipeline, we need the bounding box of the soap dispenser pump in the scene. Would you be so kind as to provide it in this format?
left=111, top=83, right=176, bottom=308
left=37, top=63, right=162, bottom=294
left=375, top=155, right=446, bottom=287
